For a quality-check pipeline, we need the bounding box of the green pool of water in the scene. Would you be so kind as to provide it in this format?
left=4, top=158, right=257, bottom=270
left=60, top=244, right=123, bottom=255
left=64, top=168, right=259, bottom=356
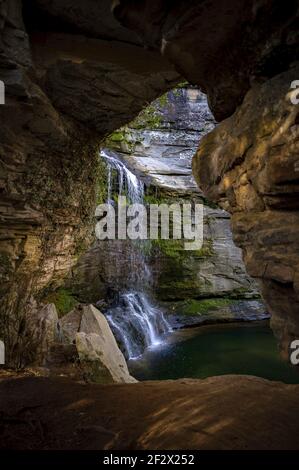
left=128, top=322, right=299, bottom=383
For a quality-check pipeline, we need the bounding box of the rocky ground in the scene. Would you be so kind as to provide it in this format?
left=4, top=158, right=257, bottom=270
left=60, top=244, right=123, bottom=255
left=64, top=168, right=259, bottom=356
left=1, top=372, right=299, bottom=450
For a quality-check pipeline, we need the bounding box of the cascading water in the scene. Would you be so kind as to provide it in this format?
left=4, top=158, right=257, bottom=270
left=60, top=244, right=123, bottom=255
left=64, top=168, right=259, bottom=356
left=101, top=149, right=144, bottom=203
left=106, top=292, right=171, bottom=359
left=100, top=148, right=172, bottom=359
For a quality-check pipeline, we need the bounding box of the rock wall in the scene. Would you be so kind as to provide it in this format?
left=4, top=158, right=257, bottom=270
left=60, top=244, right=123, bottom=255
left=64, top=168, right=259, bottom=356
left=193, top=65, right=299, bottom=357
left=114, top=0, right=299, bottom=120
left=0, top=0, right=178, bottom=366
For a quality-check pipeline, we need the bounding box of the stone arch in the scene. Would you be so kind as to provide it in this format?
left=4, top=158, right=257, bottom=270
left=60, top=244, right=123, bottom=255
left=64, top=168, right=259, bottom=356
left=0, top=0, right=299, bottom=364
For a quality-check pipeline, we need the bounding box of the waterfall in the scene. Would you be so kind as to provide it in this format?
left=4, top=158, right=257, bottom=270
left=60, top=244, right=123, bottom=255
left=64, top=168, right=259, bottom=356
left=101, top=149, right=144, bottom=203
left=100, top=148, right=172, bottom=359
left=106, top=292, right=171, bottom=359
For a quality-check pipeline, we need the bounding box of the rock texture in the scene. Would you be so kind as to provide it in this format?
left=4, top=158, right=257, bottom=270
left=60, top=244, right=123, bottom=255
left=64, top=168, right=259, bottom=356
left=114, top=0, right=299, bottom=120
left=0, top=0, right=178, bottom=366
left=107, top=86, right=215, bottom=195
left=1, top=373, right=299, bottom=449
left=166, top=300, right=269, bottom=329
left=60, top=304, right=136, bottom=383
left=193, top=65, right=299, bottom=358
left=151, top=205, right=261, bottom=302
left=76, top=332, right=136, bottom=384
left=33, top=303, right=59, bottom=364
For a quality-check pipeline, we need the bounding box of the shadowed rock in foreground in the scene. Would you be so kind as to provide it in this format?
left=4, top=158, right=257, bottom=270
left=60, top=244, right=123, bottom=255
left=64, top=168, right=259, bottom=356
left=1, top=373, right=299, bottom=450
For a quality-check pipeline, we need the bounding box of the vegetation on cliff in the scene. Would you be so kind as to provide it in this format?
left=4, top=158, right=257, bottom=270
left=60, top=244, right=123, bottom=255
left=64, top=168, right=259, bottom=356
left=42, top=288, right=78, bottom=318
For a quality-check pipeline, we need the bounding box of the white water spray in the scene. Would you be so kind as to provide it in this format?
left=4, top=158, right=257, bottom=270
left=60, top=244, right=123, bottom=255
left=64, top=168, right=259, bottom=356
left=106, top=292, right=171, bottom=359
left=101, top=149, right=144, bottom=203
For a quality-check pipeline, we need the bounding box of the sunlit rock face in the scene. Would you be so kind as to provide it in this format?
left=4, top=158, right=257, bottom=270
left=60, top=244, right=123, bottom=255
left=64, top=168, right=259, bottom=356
left=193, top=65, right=299, bottom=357
left=107, top=86, right=215, bottom=196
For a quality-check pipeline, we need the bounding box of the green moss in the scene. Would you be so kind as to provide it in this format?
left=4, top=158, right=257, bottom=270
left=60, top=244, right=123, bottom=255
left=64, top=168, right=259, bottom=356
left=195, top=239, right=214, bottom=257
left=181, top=298, right=233, bottom=316
left=43, top=288, right=78, bottom=318
left=152, top=239, right=184, bottom=259
left=144, top=193, right=168, bottom=205
left=105, top=127, right=135, bottom=151
left=96, top=157, right=108, bottom=205
left=134, top=104, right=163, bottom=130
left=109, top=132, right=125, bottom=142
left=157, top=92, right=169, bottom=107
left=228, top=287, right=261, bottom=300
left=152, top=236, right=214, bottom=260
left=175, top=81, right=189, bottom=88
left=109, top=128, right=131, bottom=144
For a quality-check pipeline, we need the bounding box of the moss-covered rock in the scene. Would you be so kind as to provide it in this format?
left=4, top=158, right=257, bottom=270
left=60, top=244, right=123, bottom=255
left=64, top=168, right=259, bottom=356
left=42, top=288, right=78, bottom=318
left=163, top=298, right=269, bottom=328
left=180, top=298, right=233, bottom=315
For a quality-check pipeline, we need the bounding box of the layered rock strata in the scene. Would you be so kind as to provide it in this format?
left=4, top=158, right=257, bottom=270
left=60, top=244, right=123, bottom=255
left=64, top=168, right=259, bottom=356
left=0, top=0, right=178, bottom=366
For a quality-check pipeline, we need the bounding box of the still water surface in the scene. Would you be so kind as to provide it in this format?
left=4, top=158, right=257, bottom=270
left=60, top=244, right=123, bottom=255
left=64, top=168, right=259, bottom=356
left=128, top=322, right=299, bottom=384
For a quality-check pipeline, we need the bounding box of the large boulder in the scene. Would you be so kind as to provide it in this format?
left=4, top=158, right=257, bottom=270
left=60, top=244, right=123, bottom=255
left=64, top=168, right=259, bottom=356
left=59, top=305, right=83, bottom=343
left=76, top=332, right=136, bottom=384
left=59, top=304, right=136, bottom=383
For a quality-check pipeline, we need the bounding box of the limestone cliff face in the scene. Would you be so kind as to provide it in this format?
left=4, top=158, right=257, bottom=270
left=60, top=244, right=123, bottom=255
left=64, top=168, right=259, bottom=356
left=71, top=86, right=260, bottom=305
left=107, top=86, right=214, bottom=195
left=125, top=87, right=260, bottom=301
